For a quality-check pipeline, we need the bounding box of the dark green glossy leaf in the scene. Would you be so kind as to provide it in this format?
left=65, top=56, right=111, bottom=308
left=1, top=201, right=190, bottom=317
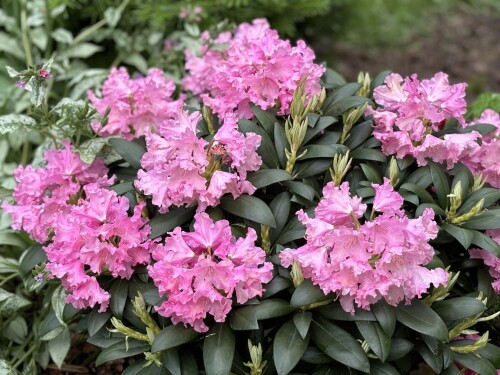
left=370, top=71, right=391, bottom=92
left=321, top=68, right=347, bottom=88
left=461, top=209, right=500, bottom=230
left=470, top=230, right=500, bottom=257
left=406, top=166, right=432, bottom=188
left=230, top=299, right=293, bottom=330
left=457, top=123, right=497, bottom=135
left=452, top=352, right=497, bottom=375
left=239, top=119, right=279, bottom=168
left=96, top=340, right=150, bottom=366
left=451, top=164, right=471, bottom=202
left=345, top=120, right=373, bottom=149
left=317, top=304, right=376, bottom=321
left=313, top=131, right=342, bottom=146
left=477, top=343, right=500, bottom=368
left=285, top=181, right=317, bottom=202
left=263, top=275, right=292, bottom=299
left=110, top=182, right=135, bottom=195
left=369, top=360, right=399, bottom=375
left=88, top=309, right=112, bottom=336
left=290, top=279, right=329, bottom=308
left=371, top=301, right=396, bottom=337
left=351, top=148, right=387, bottom=163
left=109, top=138, right=145, bottom=169
left=203, top=322, right=235, bottom=375
left=293, top=311, right=312, bottom=340
left=415, top=203, right=446, bottom=217
left=48, top=327, right=71, bottom=369
left=356, top=321, right=390, bottom=362
left=20, top=245, right=46, bottom=276
left=441, top=223, right=474, bottom=249
left=433, top=297, right=487, bottom=322
left=399, top=183, right=434, bottom=204
left=428, top=161, right=450, bottom=209
left=180, top=351, right=199, bottom=375
left=221, top=195, right=276, bottom=227
left=294, top=159, right=332, bottom=178
left=110, top=279, right=128, bottom=319
left=304, top=116, right=338, bottom=144
left=274, top=122, right=287, bottom=168
left=458, top=188, right=500, bottom=215
left=160, top=349, right=180, bottom=375
left=247, top=169, right=292, bottom=189
left=274, top=320, right=309, bottom=375
left=148, top=206, right=196, bottom=239
left=251, top=103, right=277, bottom=134
left=300, top=144, right=347, bottom=160
left=386, top=338, right=414, bottom=361
left=311, top=317, right=370, bottom=373
left=360, top=163, right=382, bottom=184
left=301, top=345, right=332, bottom=364
left=324, top=96, right=371, bottom=117
left=395, top=300, right=448, bottom=341
left=270, top=192, right=291, bottom=244
left=416, top=341, right=442, bottom=373
left=151, top=325, right=199, bottom=352
left=442, top=363, right=462, bottom=375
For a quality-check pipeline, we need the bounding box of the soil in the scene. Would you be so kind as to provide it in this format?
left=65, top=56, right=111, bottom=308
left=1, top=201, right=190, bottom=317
left=317, top=4, right=500, bottom=98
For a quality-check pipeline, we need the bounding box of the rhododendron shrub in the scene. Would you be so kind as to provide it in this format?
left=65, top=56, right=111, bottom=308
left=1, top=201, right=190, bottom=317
left=2, top=18, right=500, bottom=375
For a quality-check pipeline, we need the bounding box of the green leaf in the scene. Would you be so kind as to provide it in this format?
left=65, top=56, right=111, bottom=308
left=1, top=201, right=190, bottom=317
left=470, top=230, right=500, bottom=257
left=161, top=349, right=180, bottom=375
left=477, top=343, right=500, bottom=368
left=293, top=311, right=312, bottom=340
left=96, top=340, right=150, bottom=366
left=458, top=188, right=500, bottom=215
left=247, top=169, right=292, bottom=189
left=369, top=360, right=400, bottom=375
left=461, top=209, right=500, bottom=230
left=274, top=320, right=309, bottom=375
left=407, top=166, right=432, bottom=188
left=109, top=138, right=146, bottom=169
left=285, top=181, right=317, bottom=202
left=62, top=42, right=103, bottom=59
left=416, top=341, right=442, bottom=373
left=251, top=104, right=277, bottom=134
left=395, top=300, right=448, bottom=341
left=51, top=28, right=73, bottom=44
left=0, top=114, right=36, bottom=134
left=263, top=274, right=292, bottom=299
left=433, top=297, right=487, bottom=322
left=452, top=352, right=497, bottom=375
left=351, top=148, right=387, bottom=163
left=51, top=285, right=67, bottom=325
left=356, top=321, right=391, bottom=362
left=0, top=255, right=19, bottom=274
left=110, top=279, right=128, bottom=319
left=370, top=71, right=391, bottom=92
left=48, top=326, right=71, bottom=369
left=20, top=245, right=46, bottom=276
left=203, top=323, right=234, bottom=375
left=321, top=68, right=346, bottom=88
left=360, top=163, right=382, bottom=184
left=239, top=119, right=279, bottom=168
left=322, top=83, right=361, bottom=114
left=311, top=317, right=370, bottom=373
left=270, top=192, right=291, bottom=244
left=0, top=32, right=25, bottom=59
left=290, top=279, right=329, bottom=308
left=148, top=206, right=196, bottom=239
left=300, top=144, right=348, bottom=160
left=317, top=304, right=376, bottom=321
left=221, top=195, right=276, bottom=227
left=415, top=203, right=446, bottom=217
left=441, top=223, right=474, bottom=249
left=104, top=7, right=122, bottom=28
left=110, top=182, right=135, bottom=195
left=386, top=338, right=414, bottom=361
left=324, top=96, right=372, bottom=117
left=151, top=325, right=199, bottom=352
left=123, top=54, right=149, bottom=75
left=4, top=316, right=28, bottom=344
left=88, top=309, right=112, bottom=336
left=399, top=183, right=434, bottom=204
left=274, top=122, right=288, bottom=168
left=294, top=159, right=332, bottom=178
left=180, top=351, right=199, bottom=374
left=230, top=299, right=293, bottom=330
left=0, top=359, right=17, bottom=375
left=78, top=137, right=108, bottom=164
left=344, top=120, right=373, bottom=149
left=304, top=116, right=338, bottom=144
left=428, top=161, right=450, bottom=209
left=451, top=164, right=471, bottom=202
left=301, top=346, right=332, bottom=364
left=372, top=301, right=396, bottom=337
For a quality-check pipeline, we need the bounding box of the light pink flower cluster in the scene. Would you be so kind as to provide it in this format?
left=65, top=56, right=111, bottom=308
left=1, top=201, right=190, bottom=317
left=469, top=229, right=500, bottom=293
left=45, top=185, right=153, bottom=312
left=88, top=67, right=184, bottom=139
left=280, top=178, right=448, bottom=313
left=149, top=212, right=273, bottom=332
left=461, top=109, right=500, bottom=188
left=135, top=111, right=261, bottom=212
left=183, top=18, right=325, bottom=120
left=1, top=141, right=110, bottom=242
left=367, top=73, right=481, bottom=169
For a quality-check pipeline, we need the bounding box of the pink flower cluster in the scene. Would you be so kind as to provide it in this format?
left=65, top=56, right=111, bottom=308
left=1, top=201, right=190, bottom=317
left=88, top=67, right=184, bottom=139
left=280, top=178, right=448, bottom=313
left=183, top=18, right=325, bottom=120
left=149, top=212, right=273, bottom=332
left=2, top=141, right=110, bottom=242
left=45, top=185, right=153, bottom=312
left=367, top=73, right=481, bottom=169
left=135, top=111, right=261, bottom=212
left=2, top=142, right=153, bottom=312
left=469, top=229, right=500, bottom=293
left=461, top=109, right=500, bottom=188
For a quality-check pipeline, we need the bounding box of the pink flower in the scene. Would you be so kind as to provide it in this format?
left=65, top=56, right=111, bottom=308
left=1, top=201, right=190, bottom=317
left=45, top=185, right=153, bottom=311
left=183, top=18, right=325, bottom=120
left=38, top=68, right=52, bottom=79
left=469, top=229, right=500, bottom=293
left=368, top=72, right=477, bottom=169
left=2, top=141, right=111, bottom=242
left=280, top=181, right=448, bottom=313
left=88, top=67, right=184, bottom=139
left=135, top=111, right=261, bottom=212
left=16, top=80, right=27, bottom=89
left=149, top=212, right=273, bottom=332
